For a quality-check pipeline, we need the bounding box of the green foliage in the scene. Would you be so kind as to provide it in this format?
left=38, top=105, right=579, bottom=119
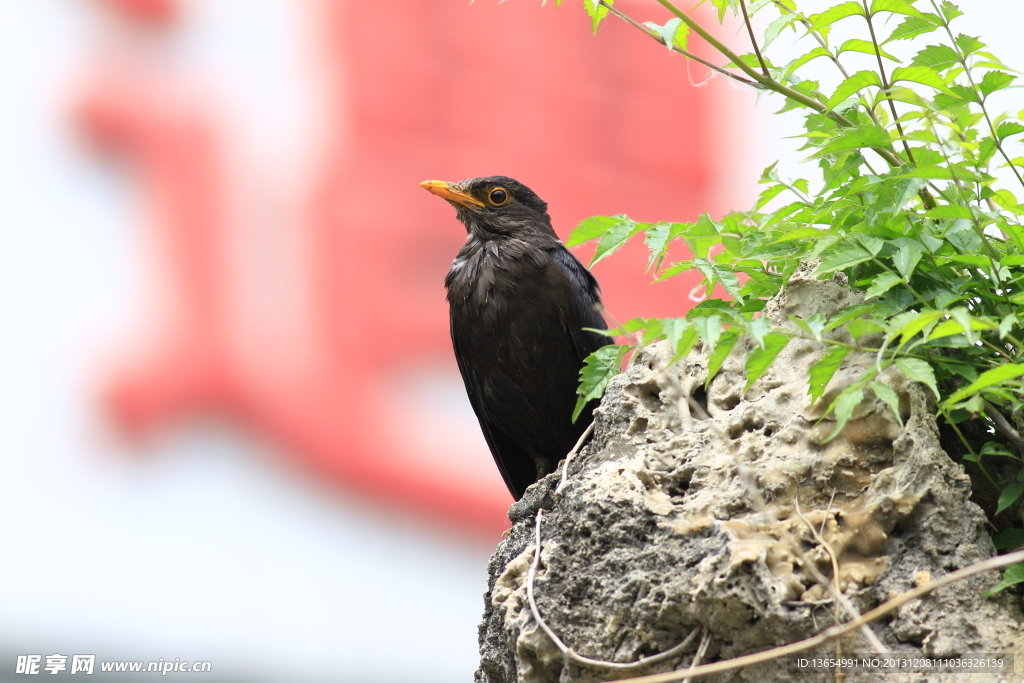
left=558, top=0, right=1024, bottom=593
left=981, top=561, right=1024, bottom=597
left=573, top=344, right=627, bottom=422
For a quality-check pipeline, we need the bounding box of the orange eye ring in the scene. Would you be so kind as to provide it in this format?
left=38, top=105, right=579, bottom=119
left=488, top=187, right=510, bottom=206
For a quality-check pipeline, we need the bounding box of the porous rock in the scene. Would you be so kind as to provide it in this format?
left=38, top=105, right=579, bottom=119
left=476, top=272, right=1024, bottom=683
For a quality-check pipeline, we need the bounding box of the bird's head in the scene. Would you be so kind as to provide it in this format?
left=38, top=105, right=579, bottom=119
left=420, top=176, right=553, bottom=239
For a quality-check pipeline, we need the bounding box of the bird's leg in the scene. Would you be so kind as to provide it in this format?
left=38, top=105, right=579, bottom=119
left=533, top=455, right=550, bottom=482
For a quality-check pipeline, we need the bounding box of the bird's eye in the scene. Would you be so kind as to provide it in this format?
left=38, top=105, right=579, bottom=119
left=488, top=188, right=510, bottom=206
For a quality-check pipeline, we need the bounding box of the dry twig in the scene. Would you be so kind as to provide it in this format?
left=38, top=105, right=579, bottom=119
left=557, top=421, right=595, bottom=494
left=608, top=548, right=1024, bottom=683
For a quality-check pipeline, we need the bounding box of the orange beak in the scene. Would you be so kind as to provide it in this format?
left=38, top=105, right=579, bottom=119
left=420, top=180, right=485, bottom=209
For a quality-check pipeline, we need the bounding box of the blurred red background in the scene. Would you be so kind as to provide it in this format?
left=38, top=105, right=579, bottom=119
left=76, top=0, right=744, bottom=537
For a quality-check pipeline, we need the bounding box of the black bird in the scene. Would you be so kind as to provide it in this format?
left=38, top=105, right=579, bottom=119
left=421, top=176, right=608, bottom=500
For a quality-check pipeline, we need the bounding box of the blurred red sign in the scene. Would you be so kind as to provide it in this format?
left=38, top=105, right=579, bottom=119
left=77, top=0, right=733, bottom=537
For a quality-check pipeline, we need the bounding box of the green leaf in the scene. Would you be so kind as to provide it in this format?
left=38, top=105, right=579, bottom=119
left=782, top=47, right=832, bottom=78
left=788, top=313, right=826, bottom=342
left=981, top=563, right=1024, bottom=597
left=745, top=333, right=790, bottom=392
left=823, top=387, right=865, bottom=443
left=883, top=15, right=939, bottom=44
left=809, top=345, right=851, bottom=403
left=980, top=442, right=1017, bottom=460
left=817, top=241, right=878, bottom=275
left=754, top=183, right=787, bottom=211
left=897, top=164, right=959, bottom=179
left=773, top=227, right=827, bottom=243
left=927, top=317, right=995, bottom=341
left=894, top=177, right=929, bottom=211
left=683, top=213, right=722, bottom=260
left=997, top=121, right=1024, bottom=140
left=574, top=344, right=626, bottom=421
left=741, top=316, right=768, bottom=349
left=847, top=317, right=885, bottom=340
left=708, top=0, right=734, bottom=22
left=762, top=13, right=797, bottom=51
left=869, top=0, right=924, bottom=17
left=662, top=318, right=696, bottom=361
left=815, top=123, right=891, bottom=156
left=837, top=39, right=899, bottom=61
left=870, top=381, right=904, bottom=427
left=687, top=299, right=741, bottom=322
left=569, top=215, right=628, bottom=246
left=996, top=481, right=1024, bottom=516
left=992, top=189, right=1021, bottom=211
left=644, top=222, right=687, bottom=272
left=946, top=219, right=983, bottom=253
left=926, top=204, right=972, bottom=219
left=586, top=217, right=646, bottom=266
left=891, top=310, right=943, bottom=346
left=911, top=44, right=960, bottom=72
left=938, top=83, right=981, bottom=105
left=993, top=528, right=1024, bottom=551
left=694, top=315, right=723, bottom=356
left=980, top=71, right=1016, bottom=98
left=943, top=363, right=1024, bottom=406
left=979, top=136, right=998, bottom=164
left=827, top=71, right=883, bottom=110
left=895, top=358, right=940, bottom=399
left=583, top=0, right=612, bottom=34
left=1000, top=313, right=1018, bottom=340
left=808, top=1, right=863, bottom=32
left=644, top=17, right=690, bottom=52
left=948, top=306, right=976, bottom=344
left=693, top=257, right=744, bottom=303
left=954, top=33, right=984, bottom=56
left=939, top=0, right=962, bottom=22
left=637, top=317, right=665, bottom=347
left=890, top=65, right=955, bottom=94
left=893, top=241, right=923, bottom=279
left=707, top=329, right=741, bottom=386
left=865, top=272, right=902, bottom=299
left=644, top=222, right=671, bottom=271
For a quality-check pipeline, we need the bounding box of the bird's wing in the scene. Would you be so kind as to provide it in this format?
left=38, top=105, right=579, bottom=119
left=450, top=317, right=539, bottom=500
left=550, top=246, right=610, bottom=362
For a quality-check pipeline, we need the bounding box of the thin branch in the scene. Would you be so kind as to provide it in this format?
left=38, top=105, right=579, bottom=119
left=611, top=548, right=1024, bottom=683
left=557, top=421, right=595, bottom=493
left=769, top=0, right=902, bottom=141
left=637, top=0, right=939, bottom=208
left=772, top=1, right=849, bottom=78
left=738, top=0, right=769, bottom=77
left=983, top=399, right=1024, bottom=455
left=861, top=1, right=916, bottom=163
left=927, top=0, right=1024, bottom=192
left=600, top=1, right=760, bottom=89
left=679, top=630, right=711, bottom=683
left=794, top=500, right=888, bottom=655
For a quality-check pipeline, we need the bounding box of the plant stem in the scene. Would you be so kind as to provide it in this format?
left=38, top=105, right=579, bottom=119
left=600, top=1, right=760, bottom=88
left=738, top=0, right=769, bottom=77
left=928, top=0, right=1024, bottom=192
left=861, top=1, right=916, bottom=163
left=645, top=0, right=940, bottom=209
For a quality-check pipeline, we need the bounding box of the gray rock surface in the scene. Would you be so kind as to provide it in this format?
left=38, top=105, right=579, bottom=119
left=475, top=272, right=1024, bottom=682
